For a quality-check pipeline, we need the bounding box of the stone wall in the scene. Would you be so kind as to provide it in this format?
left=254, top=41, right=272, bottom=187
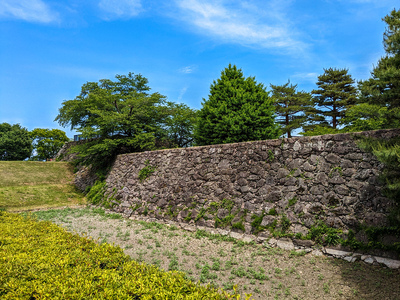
left=103, top=129, right=398, bottom=238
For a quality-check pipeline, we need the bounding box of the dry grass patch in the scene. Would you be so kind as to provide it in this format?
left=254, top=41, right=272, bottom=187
left=0, top=161, right=74, bottom=186
left=0, top=161, right=85, bottom=211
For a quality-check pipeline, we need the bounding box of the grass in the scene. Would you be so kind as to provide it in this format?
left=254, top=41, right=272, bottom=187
left=0, top=161, right=85, bottom=211
left=0, top=161, right=74, bottom=186
left=29, top=207, right=400, bottom=300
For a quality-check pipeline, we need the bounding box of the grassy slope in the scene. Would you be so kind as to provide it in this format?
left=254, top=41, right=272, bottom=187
left=0, top=161, right=85, bottom=211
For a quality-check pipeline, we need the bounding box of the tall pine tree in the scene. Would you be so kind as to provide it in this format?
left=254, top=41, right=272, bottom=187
left=344, top=9, right=400, bottom=131
left=310, top=68, right=357, bottom=130
left=270, top=81, right=312, bottom=138
left=195, top=64, right=280, bottom=145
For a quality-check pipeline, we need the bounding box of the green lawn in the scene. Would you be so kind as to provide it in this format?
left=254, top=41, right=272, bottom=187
left=0, top=161, right=85, bottom=211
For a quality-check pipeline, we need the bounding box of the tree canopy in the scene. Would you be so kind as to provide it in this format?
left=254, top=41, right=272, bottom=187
left=195, top=64, right=280, bottom=145
left=343, top=9, right=400, bottom=131
left=55, top=72, right=166, bottom=139
left=30, top=128, right=69, bottom=161
left=163, top=102, right=197, bottom=148
left=310, top=68, right=357, bottom=130
left=0, top=123, right=32, bottom=161
left=270, top=81, right=312, bottom=138
left=55, top=72, right=196, bottom=168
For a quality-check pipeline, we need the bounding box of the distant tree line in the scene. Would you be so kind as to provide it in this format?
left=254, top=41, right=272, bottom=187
left=0, top=125, right=69, bottom=161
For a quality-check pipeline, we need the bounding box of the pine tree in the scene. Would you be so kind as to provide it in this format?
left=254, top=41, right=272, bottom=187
left=347, top=9, right=400, bottom=131
left=195, top=64, right=280, bottom=145
left=310, top=68, right=357, bottom=130
left=270, top=81, right=312, bottom=138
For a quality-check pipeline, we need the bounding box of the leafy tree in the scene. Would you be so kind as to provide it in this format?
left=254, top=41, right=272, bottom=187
left=341, top=103, right=400, bottom=132
left=344, top=9, right=400, bottom=131
left=270, top=80, right=312, bottom=138
left=163, top=102, right=197, bottom=148
left=30, top=128, right=69, bottom=161
left=310, top=68, right=357, bottom=131
left=0, top=123, right=32, bottom=161
left=195, top=64, right=280, bottom=145
left=55, top=72, right=196, bottom=169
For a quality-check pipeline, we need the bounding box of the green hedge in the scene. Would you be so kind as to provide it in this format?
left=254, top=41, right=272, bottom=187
left=0, top=212, right=244, bottom=299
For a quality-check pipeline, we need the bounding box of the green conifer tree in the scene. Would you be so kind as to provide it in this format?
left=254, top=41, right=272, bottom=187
left=310, top=68, right=357, bottom=130
left=344, top=9, right=400, bottom=131
left=195, top=64, right=280, bottom=145
left=270, top=80, right=312, bottom=138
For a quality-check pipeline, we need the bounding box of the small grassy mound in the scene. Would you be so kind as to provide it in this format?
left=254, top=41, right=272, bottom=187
left=0, top=161, right=84, bottom=211
left=0, top=211, right=242, bottom=299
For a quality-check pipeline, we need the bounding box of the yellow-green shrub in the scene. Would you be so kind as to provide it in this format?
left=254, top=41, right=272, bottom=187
left=0, top=212, right=247, bottom=299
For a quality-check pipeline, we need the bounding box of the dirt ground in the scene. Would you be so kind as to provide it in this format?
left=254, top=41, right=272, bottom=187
left=32, top=208, right=400, bottom=300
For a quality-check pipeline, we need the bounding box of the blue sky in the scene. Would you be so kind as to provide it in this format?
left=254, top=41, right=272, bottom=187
left=0, top=0, right=398, bottom=138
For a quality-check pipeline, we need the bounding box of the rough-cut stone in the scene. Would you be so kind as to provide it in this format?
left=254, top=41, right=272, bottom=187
left=242, top=235, right=254, bottom=243
left=335, top=185, right=349, bottom=195
left=261, top=215, right=276, bottom=227
left=230, top=232, right=244, bottom=240
left=344, top=256, right=358, bottom=263
left=315, top=173, right=329, bottom=186
left=340, top=159, right=354, bottom=168
left=308, top=203, right=325, bottom=215
left=374, top=257, right=400, bottom=269
left=276, top=238, right=295, bottom=250
left=312, top=249, right=324, bottom=256
left=303, top=161, right=316, bottom=172
left=293, top=141, right=302, bottom=151
left=310, top=186, right=326, bottom=195
left=293, top=239, right=315, bottom=247
left=217, top=229, right=229, bottom=236
left=328, top=176, right=346, bottom=184
left=277, top=168, right=290, bottom=178
left=309, top=154, right=320, bottom=165
left=355, top=169, right=371, bottom=180
left=363, top=256, right=376, bottom=264
left=325, top=153, right=341, bottom=164
left=325, top=248, right=349, bottom=257
left=182, top=225, right=196, bottom=232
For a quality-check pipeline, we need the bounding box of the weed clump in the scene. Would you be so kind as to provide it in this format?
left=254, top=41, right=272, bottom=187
left=138, top=160, right=157, bottom=182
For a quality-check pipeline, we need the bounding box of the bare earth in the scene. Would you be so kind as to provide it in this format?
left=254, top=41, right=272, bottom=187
left=32, top=207, right=400, bottom=300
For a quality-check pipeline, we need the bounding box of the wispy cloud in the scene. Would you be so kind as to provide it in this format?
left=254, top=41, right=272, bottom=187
left=177, top=86, right=188, bottom=102
left=0, top=0, right=57, bottom=23
left=172, top=0, right=305, bottom=51
left=178, top=65, right=197, bottom=74
left=98, top=0, right=143, bottom=19
left=291, top=72, right=319, bottom=84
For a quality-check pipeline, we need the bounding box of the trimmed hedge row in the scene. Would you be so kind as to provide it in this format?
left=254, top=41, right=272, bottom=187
left=0, top=211, right=245, bottom=299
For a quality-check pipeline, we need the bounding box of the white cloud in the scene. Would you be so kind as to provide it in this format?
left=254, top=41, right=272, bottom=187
left=173, top=0, right=305, bottom=51
left=0, top=0, right=57, bottom=23
left=178, top=65, right=197, bottom=74
left=98, top=0, right=143, bottom=19
left=177, top=86, right=188, bottom=102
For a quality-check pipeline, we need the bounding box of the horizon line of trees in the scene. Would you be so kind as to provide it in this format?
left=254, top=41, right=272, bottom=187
left=0, top=124, right=69, bottom=161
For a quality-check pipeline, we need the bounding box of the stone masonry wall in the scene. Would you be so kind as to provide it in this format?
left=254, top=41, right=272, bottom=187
left=103, top=129, right=399, bottom=256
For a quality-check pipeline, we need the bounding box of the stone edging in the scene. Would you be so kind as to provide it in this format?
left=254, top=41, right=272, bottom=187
left=123, top=212, right=400, bottom=270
